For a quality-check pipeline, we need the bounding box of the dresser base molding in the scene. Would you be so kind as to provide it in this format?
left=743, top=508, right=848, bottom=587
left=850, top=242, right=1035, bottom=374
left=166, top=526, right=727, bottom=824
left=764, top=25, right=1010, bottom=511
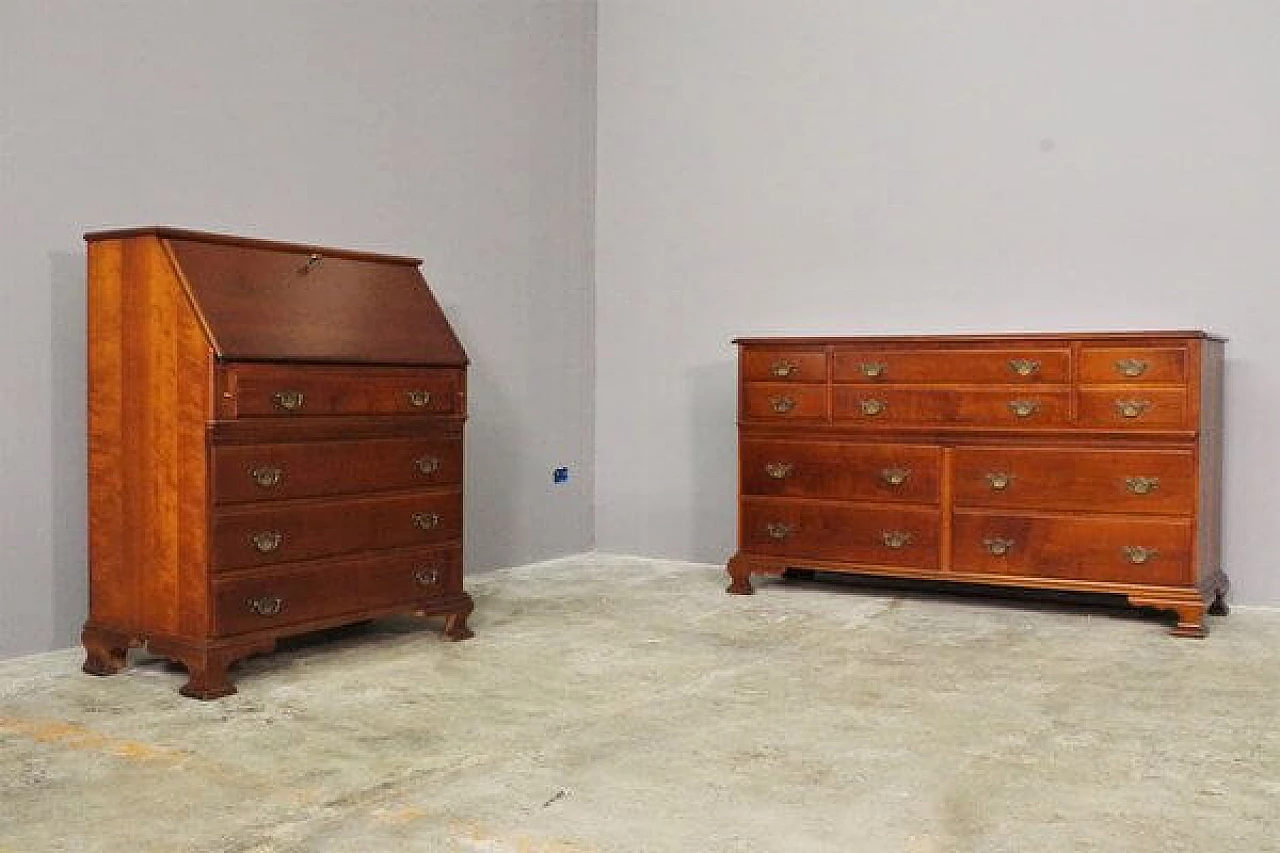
left=727, top=552, right=1228, bottom=637
left=80, top=591, right=474, bottom=700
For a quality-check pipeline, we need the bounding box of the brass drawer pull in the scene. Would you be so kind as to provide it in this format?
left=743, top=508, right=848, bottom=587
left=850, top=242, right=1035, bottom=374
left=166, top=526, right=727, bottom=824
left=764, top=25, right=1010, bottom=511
left=769, top=395, right=796, bottom=414
left=251, top=466, right=283, bottom=488
left=1007, top=399, right=1039, bottom=418
left=1122, top=545, right=1159, bottom=565
left=1125, top=476, right=1160, bottom=495
left=985, top=472, right=1014, bottom=491
left=406, top=390, right=432, bottom=408
left=414, top=568, right=440, bottom=586
left=1115, top=358, right=1149, bottom=378
left=272, top=390, right=306, bottom=412
left=984, top=537, right=1015, bottom=557
left=246, top=596, right=284, bottom=616
left=415, top=455, right=442, bottom=475
left=860, top=398, right=886, bottom=417
left=764, top=522, right=795, bottom=540
left=250, top=531, right=283, bottom=553
left=413, top=512, right=442, bottom=531
left=1115, top=399, right=1151, bottom=419
left=764, top=461, right=794, bottom=480
left=770, top=359, right=798, bottom=378
left=1008, top=358, right=1040, bottom=377
left=881, top=467, right=911, bottom=486
left=881, top=530, right=913, bottom=549
left=860, top=361, right=887, bottom=378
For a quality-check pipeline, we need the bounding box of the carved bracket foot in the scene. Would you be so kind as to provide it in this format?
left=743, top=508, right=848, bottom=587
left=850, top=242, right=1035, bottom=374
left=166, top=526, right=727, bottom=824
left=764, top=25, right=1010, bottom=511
left=1129, top=596, right=1209, bottom=638
left=81, top=626, right=134, bottom=677
left=442, top=596, right=476, bottom=641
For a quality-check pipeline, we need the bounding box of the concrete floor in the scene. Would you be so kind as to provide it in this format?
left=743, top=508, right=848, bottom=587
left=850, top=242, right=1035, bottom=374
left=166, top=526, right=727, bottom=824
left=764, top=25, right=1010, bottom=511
left=1, top=554, right=1278, bottom=853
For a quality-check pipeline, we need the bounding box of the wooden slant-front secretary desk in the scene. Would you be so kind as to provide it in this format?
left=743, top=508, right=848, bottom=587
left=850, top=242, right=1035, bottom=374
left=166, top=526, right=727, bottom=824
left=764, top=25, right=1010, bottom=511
left=727, top=332, right=1226, bottom=636
left=82, top=227, right=474, bottom=699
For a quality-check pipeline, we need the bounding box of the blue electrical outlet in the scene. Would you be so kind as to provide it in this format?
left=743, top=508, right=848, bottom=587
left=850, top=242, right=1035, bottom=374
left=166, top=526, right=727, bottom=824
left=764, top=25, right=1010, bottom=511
left=553, top=466, right=570, bottom=484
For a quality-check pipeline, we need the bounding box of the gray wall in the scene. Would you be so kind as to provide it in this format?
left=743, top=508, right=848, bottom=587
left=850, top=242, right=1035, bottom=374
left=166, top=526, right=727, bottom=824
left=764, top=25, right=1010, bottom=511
left=0, top=0, right=596, bottom=658
left=595, top=1, right=1280, bottom=605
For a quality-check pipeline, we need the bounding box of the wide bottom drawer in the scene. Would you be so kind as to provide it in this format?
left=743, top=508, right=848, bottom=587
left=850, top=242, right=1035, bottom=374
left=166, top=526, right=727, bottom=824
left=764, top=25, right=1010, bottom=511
left=952, top=510, right=1191, bottom=586
left=741, top=498, right=939, bottom=568
left=214, top=545, right=461, bottom=636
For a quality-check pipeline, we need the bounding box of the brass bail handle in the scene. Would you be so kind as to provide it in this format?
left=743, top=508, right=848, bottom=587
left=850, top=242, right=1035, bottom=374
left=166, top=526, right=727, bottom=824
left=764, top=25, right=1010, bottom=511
left=297, top=253, right=324, bottom=275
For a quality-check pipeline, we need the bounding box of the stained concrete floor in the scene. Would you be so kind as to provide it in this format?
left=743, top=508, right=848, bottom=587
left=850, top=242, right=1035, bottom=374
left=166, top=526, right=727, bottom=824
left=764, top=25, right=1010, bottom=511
left=1, top=554, right=1278, bottom=853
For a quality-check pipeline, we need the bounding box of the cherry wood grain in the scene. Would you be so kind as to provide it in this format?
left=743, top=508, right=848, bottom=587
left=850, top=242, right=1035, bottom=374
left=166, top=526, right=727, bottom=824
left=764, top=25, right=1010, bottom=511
left=741, top=383, right=828, bottom=422
left=1078, top=345, right=1188, bottom=384
left=741, top=348, right=828, bottom=383
left=832, top=388, right=1071, bottom=427
left=220, top=364, right=463, bottom=417
left=952, top=510, right=1192, bottom=586
left=83, top=228, right=474, bottom=699
left=213, top=545, right=462, bottom=636
left=728, top=332, right=1226, bottom=636
left=740, top=498, right=940, bottom=568
left=740, top=439, right=940, bottom=503
left=165, top=237, right=466, bottom=366
left=212, top=436, right=462, bottom=504
left=833, top=347, right=1070, bottom=384
left=211, top=491, right=462, bottom=571
left=951, top=446, right=1195, bottom=515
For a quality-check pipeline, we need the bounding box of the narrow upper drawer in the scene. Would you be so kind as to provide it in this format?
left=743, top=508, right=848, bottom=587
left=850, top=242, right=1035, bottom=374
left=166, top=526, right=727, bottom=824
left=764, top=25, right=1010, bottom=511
left=219, top=364, right=463, bottom=418
left=212, top=436, right=462, bottom=504
left=741, top=348, right=828, bottom=383
left=832, top=389, right=1071, bottom=427
left=832, top=348, right=1070, bottom=384
left=741, top=384, right=828, bottom=422
left=1078, top=346, right=1189, bottom=385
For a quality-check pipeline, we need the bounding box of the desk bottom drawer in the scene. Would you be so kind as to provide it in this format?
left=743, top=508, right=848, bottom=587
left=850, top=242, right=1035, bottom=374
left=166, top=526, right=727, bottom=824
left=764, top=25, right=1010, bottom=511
left=952, top=511, right=1191, bottom=586
left=214, top=545, right=461, bottom=636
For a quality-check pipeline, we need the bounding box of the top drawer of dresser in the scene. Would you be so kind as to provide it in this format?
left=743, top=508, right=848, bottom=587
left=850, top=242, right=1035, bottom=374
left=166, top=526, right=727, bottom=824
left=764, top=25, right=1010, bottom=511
left=832, top=347, right=1070, bottom=384
left=1078, top=345, right=1189, bottom=385
left=742, top=347, right=828, bottom=383
left=218, top=364, right=464, bottom=418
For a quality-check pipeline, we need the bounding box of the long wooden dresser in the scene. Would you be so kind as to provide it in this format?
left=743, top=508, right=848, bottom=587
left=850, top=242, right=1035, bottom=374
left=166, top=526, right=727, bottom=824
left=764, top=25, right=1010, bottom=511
left=82, top=227, right=474, bottom=699
left=727, top=332, right=1227, bottom=636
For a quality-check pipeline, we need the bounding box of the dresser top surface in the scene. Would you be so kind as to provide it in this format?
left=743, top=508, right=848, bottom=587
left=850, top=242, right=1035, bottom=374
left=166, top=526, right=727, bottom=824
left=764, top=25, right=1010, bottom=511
left=734, top=330, right=1226, bottom=345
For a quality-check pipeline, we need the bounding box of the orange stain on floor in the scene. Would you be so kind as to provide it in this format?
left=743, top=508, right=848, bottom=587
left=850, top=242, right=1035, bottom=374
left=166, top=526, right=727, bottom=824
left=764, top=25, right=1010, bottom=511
left=0, top=716, right=184, bottom=763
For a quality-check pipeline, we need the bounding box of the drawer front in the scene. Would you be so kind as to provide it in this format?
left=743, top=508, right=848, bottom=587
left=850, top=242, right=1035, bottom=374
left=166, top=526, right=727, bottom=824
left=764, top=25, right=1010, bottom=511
left=213, top=491, right=462, bottom=571
left=1079, top=346, right=1188, bottom=385
left=213, top=437, right=462, bottom=504
left=832, top=348, right=1070, bottom=384
left=742, top=348, right=827, bottom=383
left=222, top=365, right=462, bottom=417
left=1077, top=389, right=1189, bottom=430
left=952, top=511, right=1191, bottom=586
left=214, top=545, right=461, bottom=636
left=833, top=389, right=1070, bottom=427
left=741, top=440, right=940, bottom=503
left=741, top=384, right=828, bottom=422
left=952, top=447, right=1195, bottom=515
left=741, top=499, right=939, bottom=568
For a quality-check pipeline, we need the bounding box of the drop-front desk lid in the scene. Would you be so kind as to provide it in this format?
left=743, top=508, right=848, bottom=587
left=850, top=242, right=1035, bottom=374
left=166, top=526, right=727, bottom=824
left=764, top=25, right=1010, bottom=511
left=85, top=226, right=468, bottom=366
